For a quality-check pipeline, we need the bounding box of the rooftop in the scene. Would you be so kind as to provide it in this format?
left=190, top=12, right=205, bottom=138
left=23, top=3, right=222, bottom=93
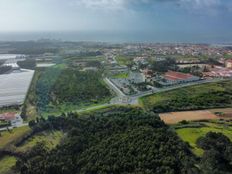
left=164, top=71, right=194, bottom=81
left=0, top=112, right=17, bottom=121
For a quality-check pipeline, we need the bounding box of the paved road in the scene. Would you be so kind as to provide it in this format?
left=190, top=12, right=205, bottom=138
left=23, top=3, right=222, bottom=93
left=76, top=78, right=226, bottom=113
left=104, top=78, right=126, bottom=97
left=107, top=78, right=226, bottom=105
left=0, top=123, right=28, bottom=132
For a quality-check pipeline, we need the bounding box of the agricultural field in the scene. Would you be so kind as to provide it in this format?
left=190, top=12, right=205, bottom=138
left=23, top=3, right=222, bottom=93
left=160, top=110, right=219, bottom=124
left=140, top=81, right=232, bottom=113
left=0, top=69, right=34, bottom=107
left=175, top=121, right=232, bottom=156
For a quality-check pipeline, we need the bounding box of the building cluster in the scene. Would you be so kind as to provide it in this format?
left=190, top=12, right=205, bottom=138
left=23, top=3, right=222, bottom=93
left=159, top=71, right=200, bottom=86
left=119, top=43, right=227, bottom=57
left=0, top=112, right=23, bottom=128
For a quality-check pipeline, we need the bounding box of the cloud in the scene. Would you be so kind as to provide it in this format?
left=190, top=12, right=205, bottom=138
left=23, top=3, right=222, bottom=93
left=69, top=0, right=229, bottom=13
left=70, top=0, right=127, bottom=10
left=180, top=0, right=220, bottom=8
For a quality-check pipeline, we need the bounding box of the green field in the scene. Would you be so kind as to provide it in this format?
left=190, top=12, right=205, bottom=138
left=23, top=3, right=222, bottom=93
left=115, top=55, right=133, bottom=66
left=18, top=131, right=64, bottom=152
left=139, top=81, right=232, bottom=113
left=0, top=126, right=31, bottom=150
left=176, top=122, right=232, bottom=156
left=0, top=156, right=17, bottom=174
left=112, top=72, right=129, bottom=78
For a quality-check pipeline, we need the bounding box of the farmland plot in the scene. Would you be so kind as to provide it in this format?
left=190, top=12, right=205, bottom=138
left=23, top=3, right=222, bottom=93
left=0, top=70, right=34, bottom=107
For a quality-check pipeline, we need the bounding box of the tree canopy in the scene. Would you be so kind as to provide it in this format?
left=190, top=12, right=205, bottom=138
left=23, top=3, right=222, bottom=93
left=17, top=108, right=199, bottom=174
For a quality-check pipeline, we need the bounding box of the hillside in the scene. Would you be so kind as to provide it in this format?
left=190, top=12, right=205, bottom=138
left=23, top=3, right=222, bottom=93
left=17, top=108, right=199, bottom=174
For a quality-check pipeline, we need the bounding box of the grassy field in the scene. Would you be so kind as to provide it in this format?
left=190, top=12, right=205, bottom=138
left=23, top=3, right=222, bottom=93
left=176, top=122, right=232, bottom=156
left=0, top=126, right=31, bottom=149
left=0, top=130, right=63, bottom=173
left=0, top=156, right=17, bottom=174
left=140, top=81, right=232, bottom=113
left=115, top=55, right=133, bottom=66
left=17, top=131, right=64, bottom=152
left=112, top=72, right=129, bottom=79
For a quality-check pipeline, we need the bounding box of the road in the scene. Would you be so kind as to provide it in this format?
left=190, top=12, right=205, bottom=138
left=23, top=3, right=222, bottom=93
left=0, top=123, right=28, bottom=132
left=76, top=78, right=226, bottom=113
left=107, top=78, right=225, bottom=105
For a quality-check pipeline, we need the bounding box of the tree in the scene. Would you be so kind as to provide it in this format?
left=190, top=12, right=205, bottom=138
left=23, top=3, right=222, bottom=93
left=197, top=132, right=232, bottom=174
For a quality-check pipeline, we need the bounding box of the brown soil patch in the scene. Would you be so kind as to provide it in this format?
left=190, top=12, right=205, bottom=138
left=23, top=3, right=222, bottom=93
left=159, top=110, right=219, bottom=124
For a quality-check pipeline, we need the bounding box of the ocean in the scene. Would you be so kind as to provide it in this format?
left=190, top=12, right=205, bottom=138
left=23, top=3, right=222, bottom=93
left=0, top=31, right=231, bottom=44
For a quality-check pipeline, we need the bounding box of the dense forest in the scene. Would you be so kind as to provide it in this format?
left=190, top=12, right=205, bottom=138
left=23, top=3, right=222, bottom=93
left=51, top=69, right=111, bottom=105
left=35, top=67, right=112, bottom=113
left=197, top=132, right=232, bottom=174
left=17, top=108, right=199, bottom=174
left=15, top=108, right=232, bottom=174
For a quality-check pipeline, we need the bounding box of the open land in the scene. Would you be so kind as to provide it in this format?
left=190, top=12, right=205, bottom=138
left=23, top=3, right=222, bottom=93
left=0, top=126, right=31, bottom=149
left=160, top=110, right=220, bottom=124
left=176, top=121, right=232, bottom=156
left=17, top=130, right=64, bottom=152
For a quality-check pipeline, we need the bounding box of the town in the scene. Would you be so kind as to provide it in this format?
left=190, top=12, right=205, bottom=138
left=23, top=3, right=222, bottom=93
left=1, top=41, right=232, bottom=174
left=0, top=41, right=232, bottom=128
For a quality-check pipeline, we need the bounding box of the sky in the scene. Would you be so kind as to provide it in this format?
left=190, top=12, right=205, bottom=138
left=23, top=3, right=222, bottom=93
left=0, top=0, right=231, bottom=42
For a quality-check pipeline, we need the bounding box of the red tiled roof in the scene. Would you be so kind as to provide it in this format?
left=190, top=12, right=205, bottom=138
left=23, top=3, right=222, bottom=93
left=164, top=71, right=193, bottom=81
left=226, top=59, right=232, bottom=63
left=0, top=112, right=16, bottom=121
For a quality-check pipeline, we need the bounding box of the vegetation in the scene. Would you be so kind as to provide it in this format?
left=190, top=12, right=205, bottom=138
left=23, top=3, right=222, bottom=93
left=0, top=126, right=31, bottom=150
left=16, top=108, right=199, bottom=174
left=0, top=106, right=21, bottom=114
left=112, top=72, right=129, bottom=78
left=35, top=66, right=63, bottom=114
left=140, top=81, right=232, bottom=113
left=0, top=156, right=17, bottom=174
left=17, top=59, right=36, bottom=70
left=115, top=55, right=133, bottom=66
left=21, top=68, right=44, bottom=120
left=197, top=132, right=232, bottom=174
left=9, top=41, right=59, bottom=54
left=23, top=65, right=112, bottom=117
left=17, top=131, right=63, bottom=152
left=176, top=122, right=232, bottom=156
left=224, top=53, right=232, bottom=59
left=65, top=55, right=105, bottom=62
left=151, top=58, right=177, bottom=73
left=51, top=69, right=112, bottom=106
